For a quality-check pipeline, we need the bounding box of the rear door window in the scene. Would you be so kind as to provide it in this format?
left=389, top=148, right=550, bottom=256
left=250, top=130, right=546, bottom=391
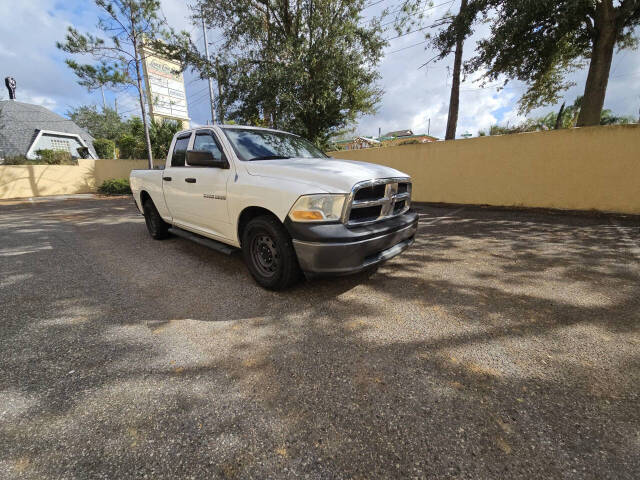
left=171, top=134, right=191, bottom=167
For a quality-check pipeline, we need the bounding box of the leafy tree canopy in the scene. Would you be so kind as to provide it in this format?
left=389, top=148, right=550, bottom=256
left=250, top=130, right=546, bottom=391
left=170, top=0, right=386, bottom=147
left=57, top=0, right=189, bottom=167
left=66, top=103, right=180, bottom=159
left=479, top=96, right=635, bottom=136
left=67, top=105, right=126, bottom=142
left=467, top=0, right=640, bottom=124
left=117, top=117, right=182, bottom=160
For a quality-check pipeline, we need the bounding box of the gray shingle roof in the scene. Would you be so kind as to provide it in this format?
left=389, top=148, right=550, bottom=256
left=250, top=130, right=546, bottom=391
left=0, top=100, right=96, bottom=159
left=383, top=129, right=414, bottom=138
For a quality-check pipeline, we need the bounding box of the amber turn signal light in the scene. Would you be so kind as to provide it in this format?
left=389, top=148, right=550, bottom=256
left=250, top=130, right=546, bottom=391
left=290, top=210, right=324, bottom=221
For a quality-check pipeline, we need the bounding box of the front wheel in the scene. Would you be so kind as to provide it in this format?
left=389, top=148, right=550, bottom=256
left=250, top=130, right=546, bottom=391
left=242, top=215, right=301, bottom=290
left=142, top=197, right=169, bottom=240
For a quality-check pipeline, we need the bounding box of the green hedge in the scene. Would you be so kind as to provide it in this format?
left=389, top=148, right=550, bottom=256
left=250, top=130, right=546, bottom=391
left=2, top=150, right=78, bottom=165
left=97, top=178, right=131, bottom=195
left=93, top=138, right=115, bottom=159
left=35, top=149, right=76, bottom=165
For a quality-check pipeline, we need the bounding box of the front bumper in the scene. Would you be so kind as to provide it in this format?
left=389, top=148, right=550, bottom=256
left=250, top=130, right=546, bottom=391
left=287, top=211, right=419, bottom=274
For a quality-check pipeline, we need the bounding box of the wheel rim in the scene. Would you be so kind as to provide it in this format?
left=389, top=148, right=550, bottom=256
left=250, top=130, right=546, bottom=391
left=250, top=232, right=279, bottom=277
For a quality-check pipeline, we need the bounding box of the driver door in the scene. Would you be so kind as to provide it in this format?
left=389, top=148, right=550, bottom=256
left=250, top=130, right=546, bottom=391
left=163, top=129, right=233, bottom=240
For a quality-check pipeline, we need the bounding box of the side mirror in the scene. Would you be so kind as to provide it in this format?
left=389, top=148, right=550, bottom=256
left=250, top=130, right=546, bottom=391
left=186, top=150, right=229, bottom=169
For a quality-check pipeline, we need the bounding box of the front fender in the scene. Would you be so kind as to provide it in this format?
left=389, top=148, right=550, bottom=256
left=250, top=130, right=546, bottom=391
left=227, top=173, right=331, bottom=244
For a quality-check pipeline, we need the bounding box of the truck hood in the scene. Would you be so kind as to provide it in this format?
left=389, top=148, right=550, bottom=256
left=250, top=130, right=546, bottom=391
left=243, top=157, right=409, bottom=193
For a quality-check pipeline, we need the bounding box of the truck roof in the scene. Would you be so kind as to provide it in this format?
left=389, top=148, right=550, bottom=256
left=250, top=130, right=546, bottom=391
left=175, top=124, right=298, bottom=137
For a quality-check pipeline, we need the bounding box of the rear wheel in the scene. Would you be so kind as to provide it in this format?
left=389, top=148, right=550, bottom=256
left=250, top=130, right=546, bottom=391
left=142, top=197, right=169, bottom=240
left=242, top=215, right=301, bottom=290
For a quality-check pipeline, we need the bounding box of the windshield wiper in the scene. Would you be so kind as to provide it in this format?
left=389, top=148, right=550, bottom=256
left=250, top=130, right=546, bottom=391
left=248, top=155, right=291, bottom=161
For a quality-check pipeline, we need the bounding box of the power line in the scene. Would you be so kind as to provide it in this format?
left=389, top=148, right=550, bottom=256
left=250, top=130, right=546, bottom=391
left=610, top=70, right=640, bottom=79
left=186, top=77, right=205, bottom=87
left=118, top=106, right=141, bottom=116
left=384, top=23, right=435, bottom=41
left=386, top=39, right=428, bottom=54
left=188, top=88, right=212, bottom=105
left=363, top=0, right=386, bottom=10
left=188, top=86, right=210, bottom=100
left=208, top=36, right=226, bottom=47
left=379, top=0, right=455, bottom=28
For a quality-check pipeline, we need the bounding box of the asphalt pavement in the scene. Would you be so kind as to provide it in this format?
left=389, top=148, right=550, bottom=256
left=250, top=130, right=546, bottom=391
left=1, top=196, right=638, bottom=479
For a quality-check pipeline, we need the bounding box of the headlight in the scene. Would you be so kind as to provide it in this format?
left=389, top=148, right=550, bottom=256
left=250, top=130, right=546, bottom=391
left=288, top=194, right=347, bottom=222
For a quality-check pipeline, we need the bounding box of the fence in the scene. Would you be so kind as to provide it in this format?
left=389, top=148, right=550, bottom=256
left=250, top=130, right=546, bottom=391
left=0, top=159, right=147, bottom=200
left=329, top=124, right=640, bottom=215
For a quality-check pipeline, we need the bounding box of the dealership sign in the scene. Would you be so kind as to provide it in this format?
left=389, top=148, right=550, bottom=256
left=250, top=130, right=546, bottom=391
left=142, top=48, right=189, bottom=123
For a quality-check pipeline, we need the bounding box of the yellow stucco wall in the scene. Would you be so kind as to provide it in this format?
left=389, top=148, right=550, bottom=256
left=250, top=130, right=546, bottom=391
left=0, top=159, right=148, bottom=200
left=2, top=125, right=639, bottom=212
left=330, top=124, right=640, bottom=214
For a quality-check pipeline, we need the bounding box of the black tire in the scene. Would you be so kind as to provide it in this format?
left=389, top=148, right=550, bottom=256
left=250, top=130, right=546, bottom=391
left=142, top=197, right=169, bottom=240
left=242, top=215, right=301, bottom=290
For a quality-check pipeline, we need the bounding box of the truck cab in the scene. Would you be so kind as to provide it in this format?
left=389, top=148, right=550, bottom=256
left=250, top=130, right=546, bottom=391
left=130, top=125, right=418, bottom=289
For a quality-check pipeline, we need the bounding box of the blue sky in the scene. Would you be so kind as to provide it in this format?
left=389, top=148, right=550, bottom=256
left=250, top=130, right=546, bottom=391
left=1, top=0, right=639, bottom=139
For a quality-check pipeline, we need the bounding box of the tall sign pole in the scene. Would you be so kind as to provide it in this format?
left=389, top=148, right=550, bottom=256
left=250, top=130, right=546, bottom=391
left=201, top=9, right=217, bottom=124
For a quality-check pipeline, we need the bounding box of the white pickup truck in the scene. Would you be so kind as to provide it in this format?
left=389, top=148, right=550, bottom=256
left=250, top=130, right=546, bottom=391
left=130, top=125, right=418, bottom=289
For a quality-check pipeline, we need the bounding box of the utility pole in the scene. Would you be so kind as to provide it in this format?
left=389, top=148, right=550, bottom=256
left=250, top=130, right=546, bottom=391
left=201, top=9, right=217, bottom=124
left=114, top=97, right=118, bottom=115
left=428, top=118, right=431, bottom=136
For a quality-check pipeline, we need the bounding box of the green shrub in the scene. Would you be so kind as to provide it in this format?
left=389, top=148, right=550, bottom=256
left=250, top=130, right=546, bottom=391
left=2, top=152, right=78, bottom=165
left=2, top=155, right=32, bottom=165
left=398, top=139, right=421, bottom=145
left=93, top=138, right=115, bottom=159
left=98, top=178, right=131, bottom=195
left=35, top=149, right=75, bottom=165
left=116, top=134, right=143, bottom=159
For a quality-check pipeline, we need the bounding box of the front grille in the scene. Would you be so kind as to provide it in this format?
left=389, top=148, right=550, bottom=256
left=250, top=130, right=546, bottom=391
left=354, top=184, right=386, bottom=201
left=393, top=200, right=406, bottom=214
left=346, top=178, right=411, bottom=225
left=349, top=205, right=383, bottom=222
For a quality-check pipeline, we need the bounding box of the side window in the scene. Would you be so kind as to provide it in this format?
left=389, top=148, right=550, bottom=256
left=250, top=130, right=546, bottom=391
left=171, top=135, right=191, bottom=167
left=192, top=131, right=223, bottom=162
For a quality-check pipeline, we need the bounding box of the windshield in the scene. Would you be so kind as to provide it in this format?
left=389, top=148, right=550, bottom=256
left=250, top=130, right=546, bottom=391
left=222, top=128, right=327, bottom=161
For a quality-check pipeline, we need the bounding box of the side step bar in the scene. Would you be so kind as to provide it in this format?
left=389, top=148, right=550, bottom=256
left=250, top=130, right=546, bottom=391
left=168, top=227, right=237, bottom=255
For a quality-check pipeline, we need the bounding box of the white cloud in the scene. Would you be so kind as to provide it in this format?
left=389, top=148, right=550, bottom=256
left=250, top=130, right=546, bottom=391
left=19, top=91, right=58, bottom=111
left=160, top=0, right=196, bottom=33
left=1, top=0, right=637, bottom=135
left=358, top=2, right=640, bottom=139
left=0, top=1, right=97, bottom=112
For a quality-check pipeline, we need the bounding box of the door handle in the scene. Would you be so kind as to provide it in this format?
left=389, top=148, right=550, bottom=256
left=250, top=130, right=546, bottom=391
left=162, top=176, right=172, bottom=181
left=185, top=178, right=197, bottom=183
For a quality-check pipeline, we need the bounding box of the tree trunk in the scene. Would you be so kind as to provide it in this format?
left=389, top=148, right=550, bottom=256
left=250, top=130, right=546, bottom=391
left=215, top=57, right=225, bottom=124
left=577, top=1, right=616, bottom=127
left=555, top=102, right=565, bottom=129
left=445, top=0, right=467, bottom=140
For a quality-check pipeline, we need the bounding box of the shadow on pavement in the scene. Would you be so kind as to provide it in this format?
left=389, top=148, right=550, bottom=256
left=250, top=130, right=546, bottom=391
left=0, top=198, right=638, bottom=479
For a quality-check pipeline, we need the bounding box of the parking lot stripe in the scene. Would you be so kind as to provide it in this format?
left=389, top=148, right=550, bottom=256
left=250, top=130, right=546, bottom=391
left=420, top=206, right=466, bottom=226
